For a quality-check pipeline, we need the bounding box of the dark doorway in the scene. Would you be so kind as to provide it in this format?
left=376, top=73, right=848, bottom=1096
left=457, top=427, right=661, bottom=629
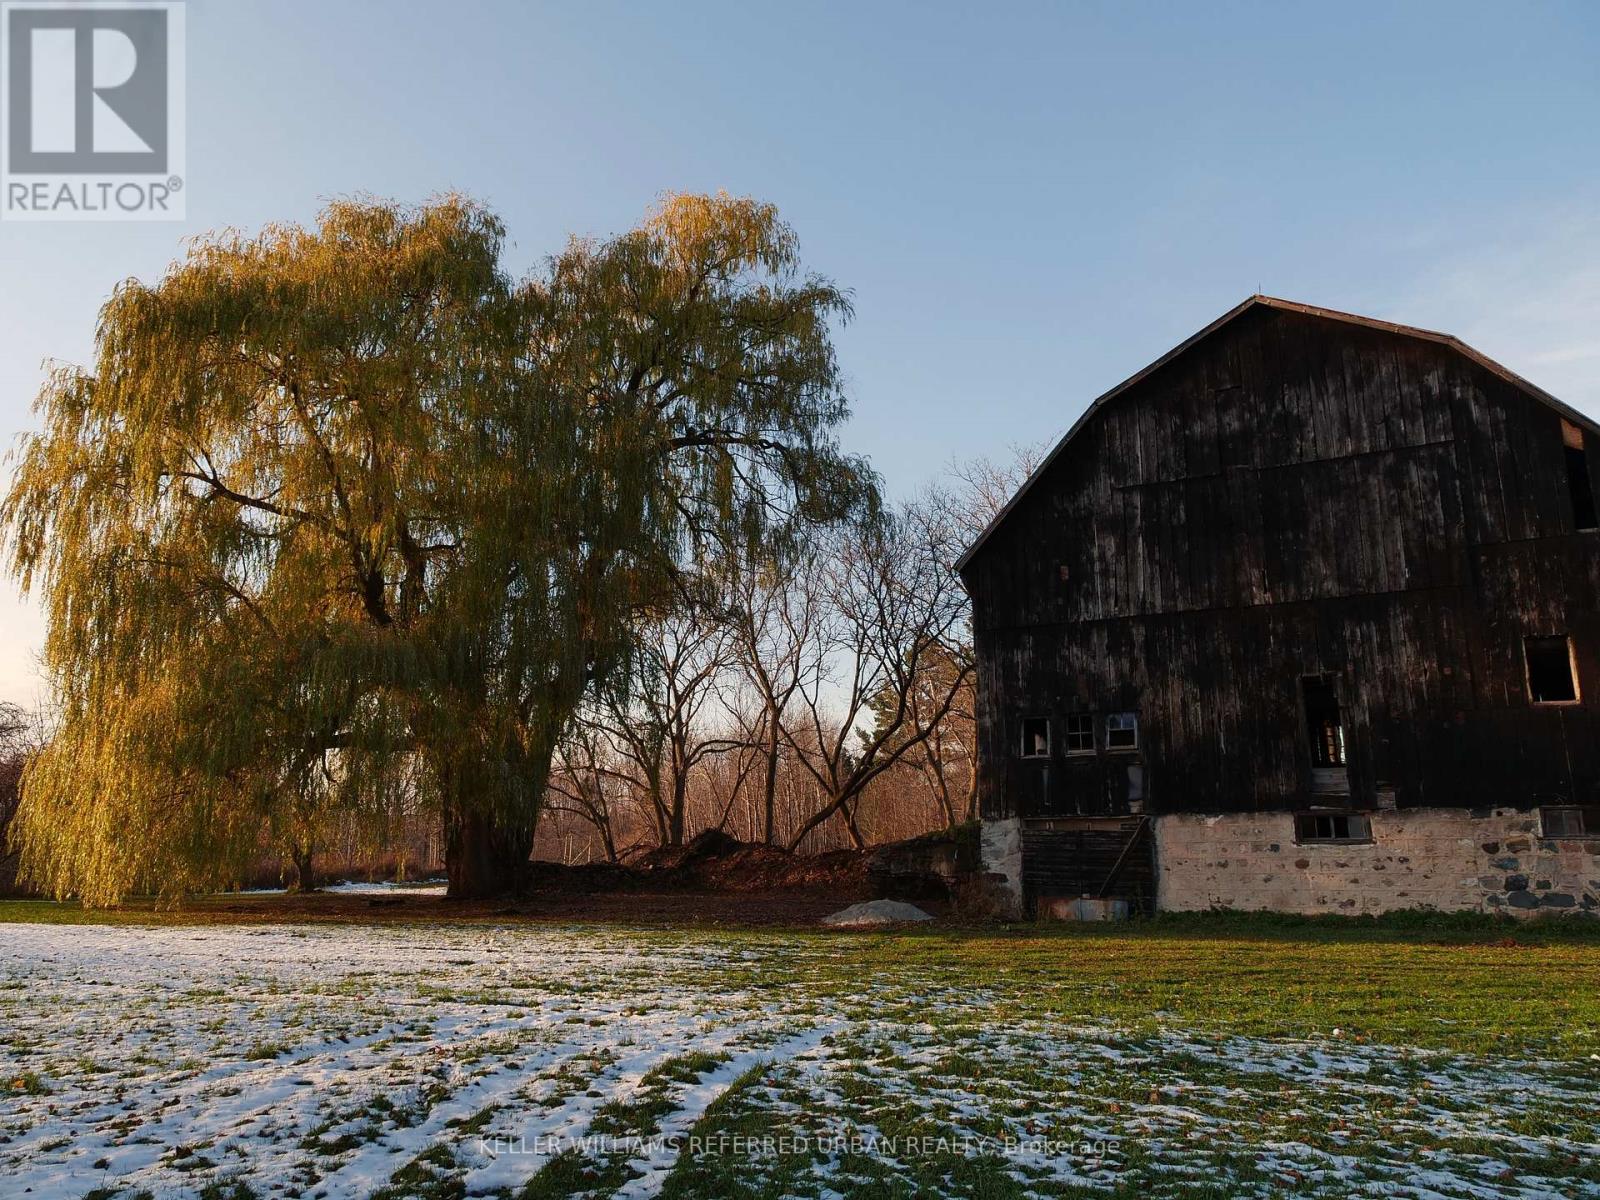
left=1563, top=419, right=1598, bottom=531
left=1301, top=675, right=1348, bottom=794
left=1525, top=636, right=1578, bottom=704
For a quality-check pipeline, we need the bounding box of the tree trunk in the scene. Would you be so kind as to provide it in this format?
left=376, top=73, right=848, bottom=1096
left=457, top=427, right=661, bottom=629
left=646, top=763, right=669, bottom=847
left=669, top=773, right=688, bottom=847
left=761, top=722, right=780, bottom=845
left=924, top=739, right=957, bottom=829
left=446, top=806, right=536, bottom=900
left=787, top=789, right=868, bottom=853
left=841, top=799, right=867, bottom=850
left=288, top=843, right=317, bottom=893
left=438, top=730, right=555, bottom=899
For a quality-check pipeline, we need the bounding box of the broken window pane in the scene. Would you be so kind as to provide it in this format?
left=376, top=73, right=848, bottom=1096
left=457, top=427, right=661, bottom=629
left=1020, top=717, right=1050, bottom=758
left=1525, top=636, right=1578, bottom=704
left=1105, top=712, right=1138, bottom=751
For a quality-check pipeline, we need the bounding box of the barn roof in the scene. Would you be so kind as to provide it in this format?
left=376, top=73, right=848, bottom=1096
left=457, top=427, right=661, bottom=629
left=955, top=294, right=1600, bottom=573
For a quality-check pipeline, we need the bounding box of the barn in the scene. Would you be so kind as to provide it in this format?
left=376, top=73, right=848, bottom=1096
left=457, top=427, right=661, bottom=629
left=957, top=296, right=1600, bottom=918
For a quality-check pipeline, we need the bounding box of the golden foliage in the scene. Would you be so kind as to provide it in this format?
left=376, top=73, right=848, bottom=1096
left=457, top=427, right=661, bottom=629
left=3, top=192, right=874, bottom=903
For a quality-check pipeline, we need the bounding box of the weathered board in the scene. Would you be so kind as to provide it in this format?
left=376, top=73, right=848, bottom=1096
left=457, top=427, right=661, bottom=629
left=1021, top=817, right=1155, bottom=914
left=963, top=302, right=1600, bottom=819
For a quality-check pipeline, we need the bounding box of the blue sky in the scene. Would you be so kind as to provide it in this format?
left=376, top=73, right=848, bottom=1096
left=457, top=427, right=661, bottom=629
left=2, top=0, right=1599, bottom=706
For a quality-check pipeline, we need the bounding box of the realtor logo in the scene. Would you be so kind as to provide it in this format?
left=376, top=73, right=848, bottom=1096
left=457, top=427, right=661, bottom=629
left=2, top=1, right=185, bottom=220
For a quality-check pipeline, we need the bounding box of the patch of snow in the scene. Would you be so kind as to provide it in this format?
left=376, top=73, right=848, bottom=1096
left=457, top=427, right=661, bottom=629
left=323, top=878, right=448, bottom=895
left=1, top=921, right=1594, bottom=1199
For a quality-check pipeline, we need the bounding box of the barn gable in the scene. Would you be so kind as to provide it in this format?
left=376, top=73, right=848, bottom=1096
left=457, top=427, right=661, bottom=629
left=957, top=295, right=1600, bottom=575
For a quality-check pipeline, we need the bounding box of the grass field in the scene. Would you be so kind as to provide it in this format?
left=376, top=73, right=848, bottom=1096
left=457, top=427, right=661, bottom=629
left=2, top=903, right=1598, bottom=1198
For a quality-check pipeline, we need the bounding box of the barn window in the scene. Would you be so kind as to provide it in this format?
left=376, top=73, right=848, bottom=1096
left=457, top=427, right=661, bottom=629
left=1105, top=712, right=1138, bottom=751
left=1019, top=717, right=1050, bottom=758
left=1541, top=805, right=1600, bottom=838
left=1562, top=419, right=1598, bottom=531
left=1525, top=636, right=1579, bottom=705
left=1294, top=812, right=1372, bottom=844
left=1063, top=713, right=1095, bottom=754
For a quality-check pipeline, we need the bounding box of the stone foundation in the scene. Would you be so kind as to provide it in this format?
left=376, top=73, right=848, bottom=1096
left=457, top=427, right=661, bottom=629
left=1154, top=808, right=1600, bottom=916
left=979, top=817, right=1025, bottom=919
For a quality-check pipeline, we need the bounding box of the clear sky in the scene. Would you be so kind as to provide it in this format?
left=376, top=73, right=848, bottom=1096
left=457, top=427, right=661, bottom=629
left=2, top=0, right=1599, bottom=708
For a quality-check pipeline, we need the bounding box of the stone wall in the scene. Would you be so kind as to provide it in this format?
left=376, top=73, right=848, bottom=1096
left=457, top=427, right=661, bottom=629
left=866, top=827, right=969, bottom=901
left=1154, top=808, right=1600, bottom=916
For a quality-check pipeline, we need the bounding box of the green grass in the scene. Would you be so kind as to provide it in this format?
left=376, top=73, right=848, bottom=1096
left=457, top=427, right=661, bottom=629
left=7, top=893, right=1600, bottom=938
left=875, top=929, right=1599, bottom=1054
left=639, top=918, right=1600, bottom=1057
left=197, top=1181, right=259, bottom=1200
left=6, top=898, right=1600, bottom=1057
left=5, top=910, right=1598, bottom=1198
left=6, top=1069, right=50, bottom=1096
left=370, top=1142, right=464, bottom=1200
left=242, top=1040, right=289, bottom=1061
left=519, top=1147, right=633, bottom=1199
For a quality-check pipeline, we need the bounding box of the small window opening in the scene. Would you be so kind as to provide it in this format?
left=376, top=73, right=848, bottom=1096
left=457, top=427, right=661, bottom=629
left=1063, top=713, right=1094, bottom=754
left=1020, top=717, right=1050, bottom=758
left=1294, top=812, right=1372, bottom=843
left=1105, top=712, right=1138, bottom=751
left=1562, top=419, right=1598, bottom=531
left=1541, top=805, right=1600, bottom=838
left=1301, top=676, right=1346, bottom=767
left=1525, top=636, right=1579, bottom=705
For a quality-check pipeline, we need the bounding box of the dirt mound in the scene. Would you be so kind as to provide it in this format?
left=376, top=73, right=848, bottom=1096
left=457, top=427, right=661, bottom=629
left=524, top=829, right=870, bottom=898
left=822, top=899, right=934, bottom=927
left=633, top=827, right=744, bottom=871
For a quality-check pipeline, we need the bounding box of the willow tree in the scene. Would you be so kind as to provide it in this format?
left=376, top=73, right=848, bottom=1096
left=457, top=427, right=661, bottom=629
left=3, top=192, right=874, bottom=903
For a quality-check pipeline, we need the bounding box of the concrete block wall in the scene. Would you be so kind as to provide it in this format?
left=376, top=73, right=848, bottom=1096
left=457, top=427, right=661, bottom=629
left=1154, top=808, right=1600, bottom=916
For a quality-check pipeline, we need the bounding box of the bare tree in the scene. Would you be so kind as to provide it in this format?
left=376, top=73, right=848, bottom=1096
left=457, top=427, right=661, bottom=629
left=725, top=554, right=830, bottom=844
left=871, top=642, right=977, bottom=827
left=783, top=499, right=972, bottom=850
left=533, top=446, right=1047, bottom=863
left=947, top=442, right=1048, bottom=540
left=0, top=704, right=25, bottom=751
left=862, top=447, right=1046, bottom=829
left=577, top=600, right=745, bottom=848
left=547, top=721, right=624, bottom=863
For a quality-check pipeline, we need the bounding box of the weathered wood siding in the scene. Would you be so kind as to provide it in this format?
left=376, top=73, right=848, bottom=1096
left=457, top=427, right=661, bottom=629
left=1022, top=817, right=1155, bottom=914
left=965, top=305, right=1600, bottom=818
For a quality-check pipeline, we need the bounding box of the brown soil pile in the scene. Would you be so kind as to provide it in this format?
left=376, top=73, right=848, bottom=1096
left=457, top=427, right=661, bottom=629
left=525, top=829, right=871, bottom=898
left=181, top=888, right=879, bottom=928
left=10, top=829, right=968, bottom=928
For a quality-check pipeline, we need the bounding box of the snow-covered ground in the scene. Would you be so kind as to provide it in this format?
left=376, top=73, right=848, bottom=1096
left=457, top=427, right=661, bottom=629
left=234, top=879, right=449, bottom=897
left=321, top=879, right=448, bottom=896
left=1, top=922, right=1596, bottom=1199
